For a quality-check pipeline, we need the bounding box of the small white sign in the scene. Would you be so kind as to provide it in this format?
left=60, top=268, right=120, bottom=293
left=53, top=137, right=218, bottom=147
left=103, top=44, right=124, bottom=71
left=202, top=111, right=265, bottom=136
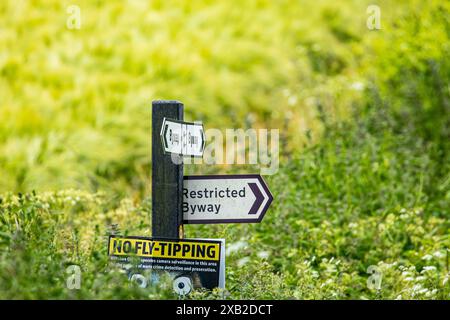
left=160, top=118, right=205, bottom=157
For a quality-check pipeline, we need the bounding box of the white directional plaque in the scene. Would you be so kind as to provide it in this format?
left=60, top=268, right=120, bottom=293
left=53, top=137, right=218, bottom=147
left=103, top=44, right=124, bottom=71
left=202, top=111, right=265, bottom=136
left=183, top=175, right=273, bottom=224
left=160, top=118, right=205, bottom=157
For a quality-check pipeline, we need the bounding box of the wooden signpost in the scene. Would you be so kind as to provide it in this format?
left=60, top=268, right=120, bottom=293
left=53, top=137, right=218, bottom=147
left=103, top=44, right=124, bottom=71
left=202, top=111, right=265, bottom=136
left=152, top=100, right=184, bottom=239
left=108, top=100, right=273, bottom=294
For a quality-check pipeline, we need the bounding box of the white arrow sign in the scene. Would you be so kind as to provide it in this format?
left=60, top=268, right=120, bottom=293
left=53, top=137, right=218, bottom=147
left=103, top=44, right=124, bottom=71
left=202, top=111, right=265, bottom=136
left=160, top=118, right=205, bottom=157
left=183, top=175, right=273, bottom=224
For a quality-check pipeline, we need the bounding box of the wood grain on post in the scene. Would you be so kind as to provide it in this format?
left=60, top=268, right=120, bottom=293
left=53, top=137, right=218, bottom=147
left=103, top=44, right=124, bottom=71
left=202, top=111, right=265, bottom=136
left=152, top=100, right=184, bottom=239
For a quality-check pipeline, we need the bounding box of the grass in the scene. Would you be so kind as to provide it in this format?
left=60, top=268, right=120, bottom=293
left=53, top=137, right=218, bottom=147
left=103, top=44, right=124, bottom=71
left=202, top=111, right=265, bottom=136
left=0, top=0, right=374, bottom=194
left=1, top=109, right=448, bottom=299
left=0, top=0, right=449, bottom=299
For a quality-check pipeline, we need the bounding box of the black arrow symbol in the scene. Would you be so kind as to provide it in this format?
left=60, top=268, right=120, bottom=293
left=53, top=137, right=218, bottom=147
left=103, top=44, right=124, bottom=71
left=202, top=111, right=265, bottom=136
left=248, top=182, right=264, bottom=215
left=163, top=124, right=169, bottom=148
left=200, top=129, right=205, bottom=152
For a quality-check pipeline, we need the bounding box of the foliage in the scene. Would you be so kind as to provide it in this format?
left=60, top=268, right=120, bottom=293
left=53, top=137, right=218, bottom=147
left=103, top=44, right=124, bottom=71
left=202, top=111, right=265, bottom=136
left=0, top=0, right=449, bottom=299
left=0, top=0, right=371, bottom=194
left=1, top=124, right=449, bottom=299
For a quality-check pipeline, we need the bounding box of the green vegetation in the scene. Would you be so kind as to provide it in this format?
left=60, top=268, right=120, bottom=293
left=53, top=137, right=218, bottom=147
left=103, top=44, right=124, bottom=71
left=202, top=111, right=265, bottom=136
left=0, top=0, right=449, bottom=299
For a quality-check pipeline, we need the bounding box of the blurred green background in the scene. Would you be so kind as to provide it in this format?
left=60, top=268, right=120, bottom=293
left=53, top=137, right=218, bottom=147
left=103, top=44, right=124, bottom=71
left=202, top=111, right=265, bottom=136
left=0, top=0, right=389, bottom=195
left=0, top=0, right=449, bottom=299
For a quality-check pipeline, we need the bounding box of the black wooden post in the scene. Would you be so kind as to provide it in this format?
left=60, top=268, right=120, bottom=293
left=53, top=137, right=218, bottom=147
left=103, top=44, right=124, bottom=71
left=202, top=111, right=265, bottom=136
left=152, top=100, right=184, bottom=239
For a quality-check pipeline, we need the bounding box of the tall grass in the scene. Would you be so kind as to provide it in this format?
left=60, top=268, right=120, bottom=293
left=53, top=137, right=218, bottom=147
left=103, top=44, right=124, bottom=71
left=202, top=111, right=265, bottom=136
left=0, top=0, right=448, bottom=299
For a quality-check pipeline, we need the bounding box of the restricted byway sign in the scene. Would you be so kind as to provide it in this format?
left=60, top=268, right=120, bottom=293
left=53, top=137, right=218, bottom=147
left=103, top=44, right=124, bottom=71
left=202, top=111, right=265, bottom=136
left=160, top=118, right=205, bottom=157
left=183, top=174, right=273, bottom=224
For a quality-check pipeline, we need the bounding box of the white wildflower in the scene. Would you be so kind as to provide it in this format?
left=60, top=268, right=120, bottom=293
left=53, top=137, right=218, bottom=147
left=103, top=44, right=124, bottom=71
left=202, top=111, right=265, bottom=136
left=288, top=95, right=298, bottom=106
left=418, top=288, right=429, bottom=295
left=320, top=279, right=333, bottom=288
left=412, top=284, right=423, bottom=292
left=404, top=277, right=414, bottom=282
left=422, top=254, right=433, bottom=261
left=226, top=241, right=247, bottom=255
left=421, top=266, right=437, bottom=273
left=237, top=257, right=250, bottom=267
left=350, top=82, right=364, bottom=91
left=348, top=222, right=358, bottom=229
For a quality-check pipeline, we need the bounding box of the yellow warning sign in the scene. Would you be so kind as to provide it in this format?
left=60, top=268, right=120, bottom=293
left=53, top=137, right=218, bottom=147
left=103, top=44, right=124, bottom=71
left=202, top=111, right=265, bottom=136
left=108, top=236, right=220, bottom=261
